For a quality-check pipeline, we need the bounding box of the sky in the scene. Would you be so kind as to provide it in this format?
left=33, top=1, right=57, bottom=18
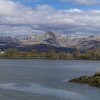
left=0, top=0, right=100, bottom=36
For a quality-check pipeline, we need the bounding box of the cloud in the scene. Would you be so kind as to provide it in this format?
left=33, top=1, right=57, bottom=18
left=0, top=0, right=19, bottom=15
left=0, top=0, right=100, bottom=36
left=60, top=0, right=99, bottom=5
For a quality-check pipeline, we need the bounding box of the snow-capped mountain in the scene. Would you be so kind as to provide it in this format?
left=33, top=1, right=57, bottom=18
left=20, top=31, right=100, bottom=50
left=0, top=31, right=100, bottom=51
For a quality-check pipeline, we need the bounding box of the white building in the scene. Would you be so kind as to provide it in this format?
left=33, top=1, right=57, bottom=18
left=0, top=51, right=5, bottom=54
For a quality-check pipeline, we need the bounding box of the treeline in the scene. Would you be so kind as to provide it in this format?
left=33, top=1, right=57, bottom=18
left=0, top=48, right=100, bottom=60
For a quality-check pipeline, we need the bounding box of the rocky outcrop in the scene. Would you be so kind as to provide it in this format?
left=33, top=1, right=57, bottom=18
left=69, top=72, right=100, bottom=87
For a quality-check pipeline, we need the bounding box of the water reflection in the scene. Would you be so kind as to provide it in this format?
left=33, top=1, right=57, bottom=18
left=0, top=83, right=87, bottom=100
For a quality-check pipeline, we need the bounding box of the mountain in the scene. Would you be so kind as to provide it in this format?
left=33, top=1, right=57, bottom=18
left=0, top=31, right=100, bottom=52
left=0, top=37, right=21, bottom=50
left=20, top=31, right=61, bottom=47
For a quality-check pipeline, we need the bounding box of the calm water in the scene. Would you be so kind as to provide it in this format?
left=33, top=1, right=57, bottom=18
left=0, top=59, right=100, bottom=100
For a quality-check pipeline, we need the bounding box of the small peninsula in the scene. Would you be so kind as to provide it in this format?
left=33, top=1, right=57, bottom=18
left=69, top=72, right=100, bottom=87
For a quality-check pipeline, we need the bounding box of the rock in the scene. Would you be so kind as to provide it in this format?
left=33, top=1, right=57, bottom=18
left=94, top=72, right=100, bottom=77
left=69, top=72, right=100, bottom=87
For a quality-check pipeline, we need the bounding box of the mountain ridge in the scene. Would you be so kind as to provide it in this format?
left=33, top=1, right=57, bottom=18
left=0, top=31, right=100, bottom=52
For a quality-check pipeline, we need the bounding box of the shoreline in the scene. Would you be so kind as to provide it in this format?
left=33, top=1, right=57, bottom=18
left=0, top=57, right=100, bottom=60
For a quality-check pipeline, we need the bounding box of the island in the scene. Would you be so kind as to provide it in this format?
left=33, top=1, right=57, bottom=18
left=69, top=72, right=100, bottom=87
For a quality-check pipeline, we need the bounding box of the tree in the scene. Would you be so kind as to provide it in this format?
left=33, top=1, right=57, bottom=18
left=59, top=52, right=67, bottom=59
left=4, top=48, right=19, bottom=57
left=73, top=50, right=81, bottom=58
left=47, top=47, right=56, bottom=58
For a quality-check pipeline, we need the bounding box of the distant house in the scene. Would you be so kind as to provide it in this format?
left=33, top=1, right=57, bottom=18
left=0, top=50, right=5, bottom=54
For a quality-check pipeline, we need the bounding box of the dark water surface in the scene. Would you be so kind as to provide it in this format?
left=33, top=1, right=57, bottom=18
left=0, top=59, right=100, bottom=100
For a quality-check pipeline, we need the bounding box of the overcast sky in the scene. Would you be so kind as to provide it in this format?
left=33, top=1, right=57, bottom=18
left=0, top=0, right=100, bottom=36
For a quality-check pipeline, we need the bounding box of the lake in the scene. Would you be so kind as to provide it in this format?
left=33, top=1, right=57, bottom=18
left=0, top=59, right=100, bottom=100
